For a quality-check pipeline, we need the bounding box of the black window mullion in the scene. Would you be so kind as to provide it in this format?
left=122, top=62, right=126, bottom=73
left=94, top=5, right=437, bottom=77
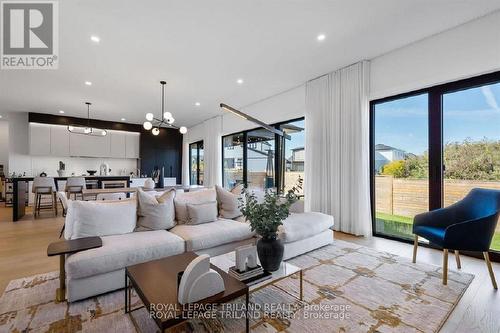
left=428, top=89, right=443, bottom=210
left=243, top=132, right=248, bottom=187
left=196, top=143, right=200, bottom=185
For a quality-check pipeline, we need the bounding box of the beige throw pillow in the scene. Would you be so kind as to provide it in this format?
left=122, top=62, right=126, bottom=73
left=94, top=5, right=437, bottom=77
left=215, top=184, right=244, bottom=219
left=70, top=199, right=137, bottom=239
left=174, top=188, right=217, bottom=223
left=186, top=201, right=218, bottom=225
left=137, top=188, right=176, bottom=230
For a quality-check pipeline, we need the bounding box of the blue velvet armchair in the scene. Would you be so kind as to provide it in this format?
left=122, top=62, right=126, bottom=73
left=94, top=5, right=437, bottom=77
left=412, top=188, right=500, bottom=288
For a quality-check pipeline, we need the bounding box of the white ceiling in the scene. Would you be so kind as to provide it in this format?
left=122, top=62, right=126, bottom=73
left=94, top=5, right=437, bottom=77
left=1, top=0, right=500, bottom=127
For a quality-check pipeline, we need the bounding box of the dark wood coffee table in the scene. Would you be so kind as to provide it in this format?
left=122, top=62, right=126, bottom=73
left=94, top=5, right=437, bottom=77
left=125, top=252, right=250, bottom=332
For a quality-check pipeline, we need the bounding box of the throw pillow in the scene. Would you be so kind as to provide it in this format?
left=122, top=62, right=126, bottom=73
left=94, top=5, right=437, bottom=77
left=174, top=188, right=217, bottom=223
left=137, top=188, right=176, bottom=230
left=70, top=199, right=137, bottom=239
left=215, top=184, right=244, bottom=219
left=186, top=201, right=218, bottom=225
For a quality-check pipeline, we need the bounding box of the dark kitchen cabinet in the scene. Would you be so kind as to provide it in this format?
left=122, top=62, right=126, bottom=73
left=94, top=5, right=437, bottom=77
left=140, top=128, right=183, bottom=184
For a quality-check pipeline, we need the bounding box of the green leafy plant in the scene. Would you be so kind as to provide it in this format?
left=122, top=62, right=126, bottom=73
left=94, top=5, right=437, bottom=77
left=239, top=178, right=303, bottom=239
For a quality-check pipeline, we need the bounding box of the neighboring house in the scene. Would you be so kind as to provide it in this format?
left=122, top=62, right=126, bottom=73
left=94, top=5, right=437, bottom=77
left=289, top=147, right=304, bottom=171
left=375, top=144, right=407, bottom=173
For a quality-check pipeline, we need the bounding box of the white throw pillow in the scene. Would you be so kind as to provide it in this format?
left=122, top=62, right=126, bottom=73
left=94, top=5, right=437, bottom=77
left=70, top=199, right=137, bottom=239
left=186, top=201, right=218, bottom=225
left=215, top=184, right=244, bottom=219
left=174, top=188, right=217, bottom=223
left=137, top=188, right=176, bottom=230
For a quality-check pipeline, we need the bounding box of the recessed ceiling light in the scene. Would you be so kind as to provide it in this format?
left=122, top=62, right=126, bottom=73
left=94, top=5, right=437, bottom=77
left=90, top=35, right=100, bottom=43
left=236, top=78, right=244, bottom=85
left=0, top=115, right=2, bottom=119
left=121, top=118, right=126, bottom=121
left=317, top=34, right=326, bottom=41
left=59, top=110, right=65, bottom=114
left=195, top=102, right=201, bottom=106
left=85, top=81, right=92, bottom=86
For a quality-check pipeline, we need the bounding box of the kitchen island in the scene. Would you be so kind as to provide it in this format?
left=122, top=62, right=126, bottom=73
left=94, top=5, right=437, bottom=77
left=11, top=176, right=131, bottom=222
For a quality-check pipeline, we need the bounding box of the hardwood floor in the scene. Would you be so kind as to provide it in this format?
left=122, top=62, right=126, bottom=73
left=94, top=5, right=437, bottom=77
left=1, top=205, right=499, bottom=332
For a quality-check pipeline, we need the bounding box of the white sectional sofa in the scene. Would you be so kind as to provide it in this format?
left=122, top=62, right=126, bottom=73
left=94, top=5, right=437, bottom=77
left=63, top=187, right=334, bottom=302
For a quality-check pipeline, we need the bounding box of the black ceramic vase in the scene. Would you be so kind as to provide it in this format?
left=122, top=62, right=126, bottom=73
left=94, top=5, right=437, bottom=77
left=256, top=235, right=284, bottom=272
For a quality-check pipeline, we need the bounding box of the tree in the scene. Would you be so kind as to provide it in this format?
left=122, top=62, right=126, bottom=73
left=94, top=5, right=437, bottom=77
left=381, top=160, right=406, bottom=178
left=382, top=154, right=428, bottom=179
left=381, top=139, right=500, bottom=180
left=444, top=139, right=500, bottom=180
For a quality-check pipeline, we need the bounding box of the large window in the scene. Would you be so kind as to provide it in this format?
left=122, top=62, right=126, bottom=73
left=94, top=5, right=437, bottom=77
left=222, top=118, right=305, bottom=193
left=371, top=71, right=500, bottom=254
left=373, top=94, right=428, bottom=240
left=189, top=141, right=204, bottom=186
left=443, top=81, right=500, bottom=251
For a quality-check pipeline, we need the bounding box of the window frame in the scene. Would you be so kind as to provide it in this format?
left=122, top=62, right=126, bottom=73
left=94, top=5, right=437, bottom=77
left=370, top=70, right=500, bottom=261
left=189, top=140, right=204, bottom=186
left=221, top=117, right=305, bottom=193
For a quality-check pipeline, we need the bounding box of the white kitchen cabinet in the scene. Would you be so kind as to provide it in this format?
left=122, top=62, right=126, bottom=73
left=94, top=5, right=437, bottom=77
left=69, top=132, right=111, bottom=157
left=30, top=123, right=51, bottom=156
left=109, top=131, right=126, bottom=158
left=125, top=132, right=140, bottom=159
left=50, top=125, right=70, bottom=156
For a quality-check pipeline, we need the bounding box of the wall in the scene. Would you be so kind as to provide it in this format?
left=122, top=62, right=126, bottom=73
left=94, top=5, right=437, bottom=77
left=0, top=121, right=8, bottom=175
left=7, top=112, right=31, bottom=175
left=370, top=10, right=500, bottom=100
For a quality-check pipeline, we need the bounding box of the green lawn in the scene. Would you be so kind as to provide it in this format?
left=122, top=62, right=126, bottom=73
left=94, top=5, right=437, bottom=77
left=376, top=212, right=413, bottom=224
left=376, top=212, right=500, bottom=251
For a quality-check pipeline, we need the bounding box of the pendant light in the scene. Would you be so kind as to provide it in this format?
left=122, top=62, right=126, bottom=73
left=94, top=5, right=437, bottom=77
left=68, top=102, right=107, bottom=136
left=143, top=81, right=187, bottom=135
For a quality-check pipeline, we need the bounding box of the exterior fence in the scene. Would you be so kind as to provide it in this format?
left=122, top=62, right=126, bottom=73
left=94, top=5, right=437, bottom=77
left=376, top=175, right=500, bottom=226
left=224, top=170, right=304, bottom=194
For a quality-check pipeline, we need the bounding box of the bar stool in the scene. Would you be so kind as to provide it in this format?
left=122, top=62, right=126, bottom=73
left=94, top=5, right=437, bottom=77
left=32, top=177, right=57, bottom=217
left=65, top=177, right=86, bottom=200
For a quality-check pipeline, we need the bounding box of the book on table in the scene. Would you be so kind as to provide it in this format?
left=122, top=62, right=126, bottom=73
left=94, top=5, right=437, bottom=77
left=228, top=265, right=272, bottom=285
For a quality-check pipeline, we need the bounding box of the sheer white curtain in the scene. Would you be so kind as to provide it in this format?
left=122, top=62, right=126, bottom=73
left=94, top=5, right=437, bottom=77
left=305, top=61, right=372, bottom=236
left=203, top=116, right=223, bottom=187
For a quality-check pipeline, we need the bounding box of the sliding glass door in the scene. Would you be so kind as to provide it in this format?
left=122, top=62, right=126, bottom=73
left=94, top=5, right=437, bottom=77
left=373, top=93, right=429, bottom=240
left=443, top=82, right=500, bottom=251
left=371, top=71, right=500, bottom=255
left=189, top=141, right=204, bottom=186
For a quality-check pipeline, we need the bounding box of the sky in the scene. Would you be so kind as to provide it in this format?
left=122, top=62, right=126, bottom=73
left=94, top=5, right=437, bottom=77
left=375, top=82, right=500, bottom=155
left=283, top=119, right=305, bottom=159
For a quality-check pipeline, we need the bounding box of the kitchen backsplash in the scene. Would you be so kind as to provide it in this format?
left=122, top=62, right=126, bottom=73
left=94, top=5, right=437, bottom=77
left=28, top=156, right=138, bottom=177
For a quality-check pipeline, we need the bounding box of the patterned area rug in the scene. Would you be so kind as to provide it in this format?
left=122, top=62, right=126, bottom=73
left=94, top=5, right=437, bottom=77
left=0, top=240, right=473, bottom=333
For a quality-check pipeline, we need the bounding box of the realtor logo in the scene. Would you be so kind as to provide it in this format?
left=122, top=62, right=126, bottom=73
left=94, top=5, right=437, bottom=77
left=1, top=1, right=58, bottom=69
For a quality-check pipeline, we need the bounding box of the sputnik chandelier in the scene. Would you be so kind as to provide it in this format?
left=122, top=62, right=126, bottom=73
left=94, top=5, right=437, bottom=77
left=143, top=81, right=187, bottom=135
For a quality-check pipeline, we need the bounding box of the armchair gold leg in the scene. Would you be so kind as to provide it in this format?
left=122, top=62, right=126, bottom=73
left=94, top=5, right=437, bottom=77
left=442, top=249, right=448, bottom=285
left=483, top=252, right=498, bottom=290
left=455, top=250, right=461, bottom=269
left=412, top=235, right=418, bottom=263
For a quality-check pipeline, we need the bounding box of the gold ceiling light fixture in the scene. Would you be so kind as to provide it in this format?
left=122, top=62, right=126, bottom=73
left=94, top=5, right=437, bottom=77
left=143, top=81, right=187, bottom=135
